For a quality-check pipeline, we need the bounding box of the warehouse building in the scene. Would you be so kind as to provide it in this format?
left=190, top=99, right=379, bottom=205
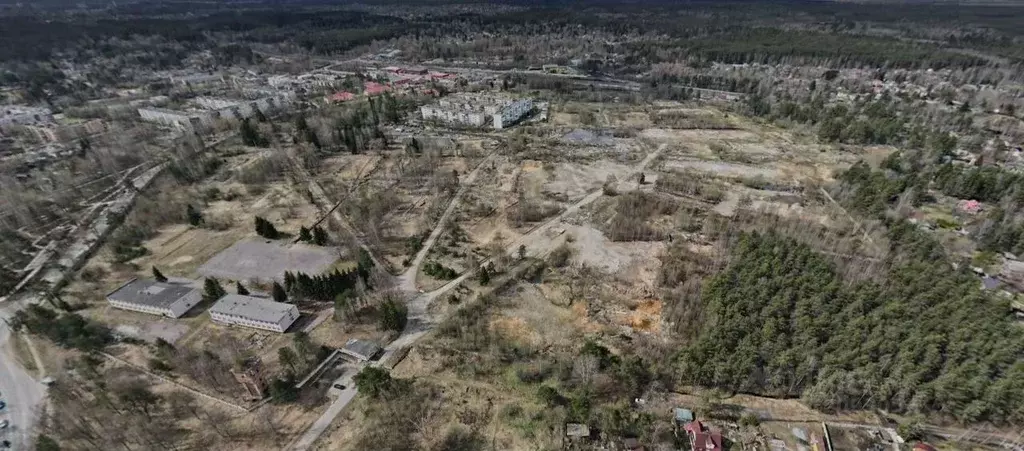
left=106, top=278, right=202, bottom=318
left=209, top=294, right=299, bottom=333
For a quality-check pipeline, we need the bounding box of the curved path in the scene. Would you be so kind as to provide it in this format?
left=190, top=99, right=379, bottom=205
left=397, top=152, right=499, bottom=293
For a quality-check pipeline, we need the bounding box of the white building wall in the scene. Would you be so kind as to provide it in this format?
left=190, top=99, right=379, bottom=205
left=209, top=304, right=299, bottom=333
left=167, top=290, right=202, bottom=318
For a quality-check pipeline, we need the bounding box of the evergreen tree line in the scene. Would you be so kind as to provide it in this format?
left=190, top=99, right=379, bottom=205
left=254, top=216, right=280, bottom=239
left=11, top=304, right=113, bottom=352
left=676, top=229, right=1024, bottom=424
left=298, top=225, right=329, bottom=246
left=283, top=269, right=360, bottom=302
left=329, top=94, right=405, bottom=154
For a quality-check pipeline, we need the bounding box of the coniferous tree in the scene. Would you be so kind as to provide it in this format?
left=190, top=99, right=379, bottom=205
left=312, top=226, right=328, bottom=246
left=255, top=216, right=280, bottom=239
left=202, top=277, right=226, bottom=303
left=186, top=204, right=203, bottom=226
left=357, top=249, right=374, bottom=286
left=240, top=118, right=268, bottom=147
left=272, top=281, right=288, bottom=303
left=478, top=265, right=491, bottom=286
left=152, top=266, right=168, bottom=283
left=298, top=226, right=312, bottom=242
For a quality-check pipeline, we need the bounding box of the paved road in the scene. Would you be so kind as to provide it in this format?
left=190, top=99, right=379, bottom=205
left=290, top=386, right=357, bottom=451
left=0, top=308, right=46, bottom=451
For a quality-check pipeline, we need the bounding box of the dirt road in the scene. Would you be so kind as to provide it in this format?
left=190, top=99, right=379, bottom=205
left=0, top=311, right=46, bottom=451
left=397, top=152, right=499, bottom=293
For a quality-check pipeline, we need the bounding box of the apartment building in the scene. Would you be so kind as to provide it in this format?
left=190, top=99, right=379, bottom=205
left=420, top=92, right=533, bottom=130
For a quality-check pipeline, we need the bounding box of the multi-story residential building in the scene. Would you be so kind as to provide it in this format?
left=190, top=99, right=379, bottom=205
left=209, top=294, right=299, bottom=333
left=420, top=93, right=533, bottom=130
left=137, top=107, right=205, bottom=131
left=106, top=278, right=202, bottom=318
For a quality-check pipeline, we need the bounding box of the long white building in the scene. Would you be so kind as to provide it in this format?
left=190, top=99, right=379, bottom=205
left=106, top=278, right=202, bottom=318
left=209, top=294, right=299, bottom=333
left=421, top=93, right=533, bottom=130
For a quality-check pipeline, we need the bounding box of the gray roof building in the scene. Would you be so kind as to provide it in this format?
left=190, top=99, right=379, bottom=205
left=209, top=294, right=299, bottom=333
left=106, top=278, right=201, bottom=318
left=341, top=338, right=381, bottom=362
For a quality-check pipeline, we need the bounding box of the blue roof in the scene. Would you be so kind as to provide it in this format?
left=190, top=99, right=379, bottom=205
left=674, top=408, right=694, bottom=422
left=982, top=276, right=1001, bottom=290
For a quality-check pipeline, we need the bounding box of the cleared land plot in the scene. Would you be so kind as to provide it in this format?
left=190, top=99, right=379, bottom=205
left=114, top=321, right=191, bottom=344
left=199, top=238, right=340, bottom=282
left=663, top=158, right=783, bottom=180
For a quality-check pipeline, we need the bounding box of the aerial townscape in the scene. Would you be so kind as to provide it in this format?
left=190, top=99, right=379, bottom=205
left=1, top=0, right=1024, bottom=450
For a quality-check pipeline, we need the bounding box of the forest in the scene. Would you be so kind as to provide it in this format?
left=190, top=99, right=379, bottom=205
left=677, top=230, right=1024, bottom=424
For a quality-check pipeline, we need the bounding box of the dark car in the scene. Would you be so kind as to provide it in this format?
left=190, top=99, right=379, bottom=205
left=0, top=400, right=6, bottom=410
left=332, top=384, right=346, bottom=390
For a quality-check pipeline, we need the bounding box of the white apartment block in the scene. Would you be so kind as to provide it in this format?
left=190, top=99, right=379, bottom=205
left=209, top=294, right=299, bottom=333
left=420, top=93, right=533, bottom=130
left=138, top=93, right=293, bottom=133
left=106, top=278, right=202, bottom=318
left=138, top=107, right=204, bottom=131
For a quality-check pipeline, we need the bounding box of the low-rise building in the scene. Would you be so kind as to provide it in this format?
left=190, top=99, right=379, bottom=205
left=420, top=92, right=533, bottom=130
left=209, top=294, right=299, bottom=333
left=340, top=338, right=381, bottom=362
left=24, top=119, right=106, bottom=143
left=106, top=278, right=202, bottom=318
left=684, top=420, right=723, bottom=451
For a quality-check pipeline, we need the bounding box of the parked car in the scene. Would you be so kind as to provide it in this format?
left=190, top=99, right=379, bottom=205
left=332, top=384, right=346, bottom=390
left=0, top=400, right=6, bottom=410
left=0, top=419, right=8, bottom=429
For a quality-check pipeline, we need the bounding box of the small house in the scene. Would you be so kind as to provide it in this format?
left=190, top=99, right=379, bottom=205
left=685, top=420, right=723, bottom=451
left=340, top=338, right=382, bottom=362
left=565, top=423, right=590, bottom=439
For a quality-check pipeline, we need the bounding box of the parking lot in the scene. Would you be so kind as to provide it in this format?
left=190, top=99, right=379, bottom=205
left=198, top=238, right=341, bottom=282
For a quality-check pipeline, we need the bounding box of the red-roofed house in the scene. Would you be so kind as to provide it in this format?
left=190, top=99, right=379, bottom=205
left=913, top=443, right=938, bottom=451
left=328, top=91, right=356, bottom=103
left=684, top=421, right=723, bottom=451
left=364, top=81, right=391, bottom=96
left=959, top=199, right=982, bottom=214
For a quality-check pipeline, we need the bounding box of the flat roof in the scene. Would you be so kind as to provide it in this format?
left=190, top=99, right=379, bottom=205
left=107, top=278, right=198, bottom=309
left=210, top=294, right=295, bottom=324
left=342, top=339, right=381, bottom=360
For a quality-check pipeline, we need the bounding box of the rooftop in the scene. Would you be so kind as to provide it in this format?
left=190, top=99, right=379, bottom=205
left=342, top=339, right=381, bottom=361
left=210, top=294, right=296, bottom=324
left=107, top=278, right=198, bottom=309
